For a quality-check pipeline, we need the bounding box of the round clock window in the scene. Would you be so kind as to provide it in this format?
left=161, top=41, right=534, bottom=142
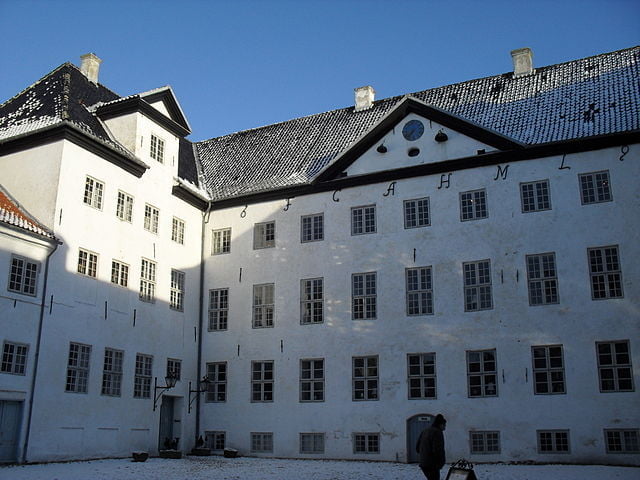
left=402, top=120, right=424, bottom=141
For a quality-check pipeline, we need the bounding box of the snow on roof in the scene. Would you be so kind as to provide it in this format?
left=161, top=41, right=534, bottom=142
left=0, top=187, right=56, bottom=240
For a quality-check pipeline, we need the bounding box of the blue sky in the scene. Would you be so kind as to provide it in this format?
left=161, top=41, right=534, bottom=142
left=1, top=0, right=638, bottom=140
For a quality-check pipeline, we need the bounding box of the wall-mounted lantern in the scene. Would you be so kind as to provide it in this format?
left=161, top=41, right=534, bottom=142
left=188, top=376, right=211, bottom=414
left=153, top=371, right=179, bottom=411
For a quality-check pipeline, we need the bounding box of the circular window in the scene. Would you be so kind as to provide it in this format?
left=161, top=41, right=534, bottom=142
left=402, top=120, right=424, bottom=141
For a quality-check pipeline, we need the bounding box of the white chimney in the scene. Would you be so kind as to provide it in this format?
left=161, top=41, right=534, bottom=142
left=354, top=85, right=375, bottom=112
left=511, top=48, right=534, bottom=77
left=80, top=53, right=102, bottom=83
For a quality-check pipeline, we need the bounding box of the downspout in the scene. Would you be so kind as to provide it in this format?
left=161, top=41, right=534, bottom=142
left=22, top=238, right=60, bottom=464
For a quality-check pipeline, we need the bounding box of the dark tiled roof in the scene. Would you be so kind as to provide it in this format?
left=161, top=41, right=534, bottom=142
left=196, top=47, right=640, bottom=201
left=0, top=187, right=56, bottom=240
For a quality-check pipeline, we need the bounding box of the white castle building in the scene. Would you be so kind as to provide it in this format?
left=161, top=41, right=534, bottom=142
left=0, top=47, right=638, bottom=466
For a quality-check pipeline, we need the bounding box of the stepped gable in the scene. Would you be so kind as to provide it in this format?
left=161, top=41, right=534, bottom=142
left=195, top=46, right=639, bottom=201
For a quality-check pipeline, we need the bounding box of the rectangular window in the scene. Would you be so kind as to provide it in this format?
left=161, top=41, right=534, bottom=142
left=253, top=222, right=275, bottom=249
left=588, top=246, right=623, bottom=299
left=166, top=358, right=181, bottom=381
left=144, top=204, right=159, bottom=234
left=406, top=267, right=433, bottom=315
left=208, top=288, right=229, bottom=331
left=170, top=269, right=185, bottom=311
left=253, top=283, right=274, bottom=328
left=597, top=341, right=634, bottom=392
left=470, top=431, right=500, bottom=454
left=407, top=353, right=436, bottom=399
left=77, top=249, right=98, bottom=278
left=251, top=432, right=273, bottom=453
left=352, top=272, right=376, bottom=320
left=205, top=431, right=226, bottom=451
left=605, top=429, right=640, bottom=453
left=83, top=175, right=104, bottom=209
left=111, top=260, right=129, bottom=287
left=300, top=358, right=324, bottom=402
left=134, top=353, right=153, bottom=398
left=351, top=205, right=376, bottom=235
left=66, top=342, right=91, bottom=393
left=520, top=180, right=551, bottom=212
left=101, top=348, right=123, bottom=396
left=532, top=345, right=565, bottom=394
left=8, top=256, right=38, bottom=296
left=206, top=362, right=227, bottom=402
left=463, top=260, right=492, bottom=311
left=139, top=258, right=156, bottom=302
left=300, top=433, right=325, bottom=454
left=467, top=349, right=497, bottom=397
left=300, top=278, right=323, bottom=324
left=251, top=361, right=274, bottom=402
left=171, top=217, right=185, bottom=245
left=301, top=213, right=324, bottom=242
left=404, top=197, right=430, bottom=228
left=116, top=191, right=134, bottom=222
left=526, top=253, right=559, bottom=305
left=580, top=170, right=612, bottom=205
left=537, top=430, right=570, bottom=453
left=212, top=228, right=231, bottom=254
left=460, top=189, right=487, bottom=221
left=353, top=356, right=378, bottom=401
left=150, top=134, right=165, bottom=163
left=353, top=433, right=379, bottom=454
left=1, top=341, right=28, bottom=375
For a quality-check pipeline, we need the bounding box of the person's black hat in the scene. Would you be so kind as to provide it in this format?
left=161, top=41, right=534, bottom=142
left=434, top=414, right=446, bottom=426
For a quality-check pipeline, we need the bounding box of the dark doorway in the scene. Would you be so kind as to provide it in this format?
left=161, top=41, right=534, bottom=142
left=158, top=396, right=175, bottom=451
left=0, top=400, right=22, bottom=463
left=406, top=413, right=434, bottom=463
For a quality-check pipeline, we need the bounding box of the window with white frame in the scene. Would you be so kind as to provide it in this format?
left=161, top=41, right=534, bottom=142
left=139, top=258, right=156, bottom=302
left=144, top=204, right=159, bottom=234
left=101, top=348, right=123, bottom=396
left=467, top=349, right=497, bottom=397
left=205, top=431, right=226, bottom=451
left=253, top=222, right=275, bottom=249
left=460, top=189, right=487, bottom=221
left=208, top=288, right=229, bottom=331
left=605, top=429, right=640, bottom=453
left=116, top=190, right=134, bottom=222
left=150, top=134, right=165, bottom=163
left=300, top=358, right=324, bottom=402
left=66, top=342, right=91, bottom=393
left=470, top=431, right=500, bottom=454
left=1, top=341, right=28, bottom=375
left=353, top=356, right=378, bottom=401
left=588, top=245, right=623, bottom=299
left=404, top=197, right=430, bottom=228
left=597, top=341, right=634, bottom=392
left=407, top=353, right=436, bottom=399
left=134, top=353, right=153, bottom=398
left=353, top=433, right=379, bottom=454
left=300, top=433, right=325, bottom=454
left=351, top=205, right=376, bottom=235
left=301, top=213, right=324, bottom=242
left=352, top=272, right=376, bottom=320
left=406, top=267, right=433, bottom=315
left=206, top=362, right=227, bottom=402
left=253, top=283, right=274, bottom=328
left=537, top=430, right=570, bottom=453
left=526, top=253, right=559, bottom=305
left=8, top=255, right=38, bottom=296
left=77, top=249, right=98, bottom=278
left=166, top=358, right=181, bottom=381
left=172, top=217, right=185, bottom=244
left=300, top=278, right=323, bottom=324
left=211, top=228, right=231, bottom=254
left=520, top=180, right=551, bottom=212
left=111, top=260, right=129, bottom=287
left=580, top=170, right=612, bottom=205
left=251, top=361, right=274, bottom=402
left=463, top=260, right=492, bottom=311
left=532, top=345, right=565, bottom=394
left=170, top=269, right=185, bottom=311
left=251, top=432, right=273, bottom=453
left=83, top=175, right=104, bottom=209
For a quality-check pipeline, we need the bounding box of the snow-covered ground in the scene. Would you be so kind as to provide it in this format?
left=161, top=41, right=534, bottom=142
left=1, top=456, right=638, bottom=480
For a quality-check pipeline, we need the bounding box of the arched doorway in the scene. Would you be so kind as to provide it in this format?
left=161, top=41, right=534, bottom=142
left=406, top=413, right=434, bottom=463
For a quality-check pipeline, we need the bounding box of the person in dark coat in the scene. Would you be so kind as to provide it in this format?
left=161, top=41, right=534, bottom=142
left=416, top=414, right=446, bottom=480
